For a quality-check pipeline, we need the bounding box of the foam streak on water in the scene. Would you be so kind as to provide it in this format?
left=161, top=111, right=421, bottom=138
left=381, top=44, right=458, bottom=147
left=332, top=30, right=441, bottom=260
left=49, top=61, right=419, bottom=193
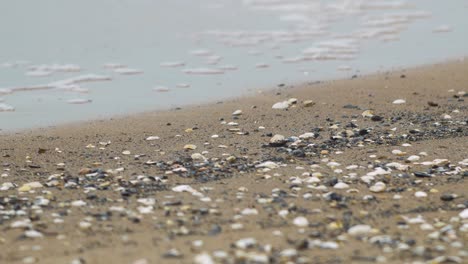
left=0, top=0, right=467, bottom=131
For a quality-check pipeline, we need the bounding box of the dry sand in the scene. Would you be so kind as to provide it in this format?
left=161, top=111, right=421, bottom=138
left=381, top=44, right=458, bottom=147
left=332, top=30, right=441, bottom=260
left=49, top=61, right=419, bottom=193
left=0, top=60, right=467, bottom=264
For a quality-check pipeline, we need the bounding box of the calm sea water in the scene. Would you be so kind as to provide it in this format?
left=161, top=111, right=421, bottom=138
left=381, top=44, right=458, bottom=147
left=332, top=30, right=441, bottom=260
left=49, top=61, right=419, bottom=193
left=1, top=0, right=467, bottom=131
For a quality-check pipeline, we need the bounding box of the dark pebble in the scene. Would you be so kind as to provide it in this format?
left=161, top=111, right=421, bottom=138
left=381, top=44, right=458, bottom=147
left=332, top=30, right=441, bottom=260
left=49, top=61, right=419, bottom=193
left=291, top=149, right=305, bottom=157
left=413, top=171, right=432, bottom=178
left=343, top=104, right=359, bottom=109
left=208, top=224, right=222, bottom=236
left=440, top=194, right=456, bottom=201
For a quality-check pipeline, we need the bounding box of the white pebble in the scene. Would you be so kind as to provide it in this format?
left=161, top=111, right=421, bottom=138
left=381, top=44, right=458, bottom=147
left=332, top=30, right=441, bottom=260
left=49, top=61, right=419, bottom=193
left=235, top=238, right=257, bottom=249
left=24, top=230, right=43, bottom=238
left=79, top=221, right=92, bottom=229
left=407, top=155, right=420, bottom=162
left=272, top=101, right=289, bottom=109
left=299, top=132, right=315, bottom=139
left=255, top=161, right=279, bottom=169
left=333, top=182, right=349, bottom=189
left=241, top=208, right=258, bottom=215
left=459, top=209, right=468, bottom=219
left=392, top=99, right=406, bottom=105
left=232, top=110, right=242, bottom=116
left=293, top=216, right=309, bottom=227
left=348, top=225, right=372, bottom=237
left=370, top=182, right=386, bottom=193
left=415, top=191, right=427, bottom=198
left=71, top=200, right=86, bottom=207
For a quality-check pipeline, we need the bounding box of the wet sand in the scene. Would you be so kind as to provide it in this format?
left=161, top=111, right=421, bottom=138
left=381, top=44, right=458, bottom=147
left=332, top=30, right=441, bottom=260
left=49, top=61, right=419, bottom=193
left=0, top=60, right=467, bottom=264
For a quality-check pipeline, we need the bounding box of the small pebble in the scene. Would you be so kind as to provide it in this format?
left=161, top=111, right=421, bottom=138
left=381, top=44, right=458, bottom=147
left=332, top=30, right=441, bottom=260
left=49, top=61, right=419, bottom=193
left=392, top=99, right=406, bottom=104
left=293, top=216, right=309, bottom=227
left=415, top=191, right=427, bottom=198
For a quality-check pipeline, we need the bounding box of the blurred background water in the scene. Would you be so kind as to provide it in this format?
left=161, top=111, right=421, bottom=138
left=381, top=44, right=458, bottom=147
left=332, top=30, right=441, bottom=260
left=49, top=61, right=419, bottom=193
left=1, top=0, right=467, bottom=131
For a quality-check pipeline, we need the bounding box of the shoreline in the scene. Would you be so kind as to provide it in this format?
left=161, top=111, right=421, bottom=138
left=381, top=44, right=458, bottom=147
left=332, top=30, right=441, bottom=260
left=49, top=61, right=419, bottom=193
left=1, top=56, right=466, bottom=135
left=0, top=60, right=466, bottom=264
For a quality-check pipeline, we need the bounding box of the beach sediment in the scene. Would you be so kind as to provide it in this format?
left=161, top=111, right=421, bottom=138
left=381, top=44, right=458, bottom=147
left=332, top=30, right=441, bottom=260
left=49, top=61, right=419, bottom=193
left=0, top=60, right=467, bottom=264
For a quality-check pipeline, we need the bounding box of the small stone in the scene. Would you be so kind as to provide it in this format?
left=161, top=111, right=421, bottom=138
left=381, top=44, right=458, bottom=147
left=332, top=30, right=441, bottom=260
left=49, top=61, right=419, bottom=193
left=269, top=134, right=286, bottom=146
left=343, top=104, right=359, bottom=109
left=122, top=150, right=131, bottom=155
left=231, top=223, right=244, bottom=230
left=192, top=240, right=204, bottom=248
left=414, top=171, right=432, bottom=178
left=371, top=115, right=383, bottom=122
left=272, top=101, right=289, bottom=109
left=25, top=182, right=43, bottom=189
left=392, top=99, right=406, bottom=104
left=137, top=198, right=156, bottom=206
left=0, top=182, right=14, bottom=191
left=235, top=238, right=257, bottom=249
left=319, top=241, right=339, bottom=249
left=333, top=182, right=349, bottom=189
left=145, top=136, right=160, bottom=141
left=71, top=200, right=87, bottom=207
left=10, top=219, right=32, bottom=229
left=226, top=156, right=236, bottom=163
left=78, top=168, right=92, bottom=175
left=299, top=132, right=315, bottom=139
left=293, top=216, right=309, bottom=227
left=440, top=193, right=457, bottom=201
left=79, top=221, right=92, bottom=230
left=280, top=248, right=298, bottom=258
left=459, top=209, right=468, bottom=219
left=255, top=161, right=279, bottom=169
left=194, top=253, right=214, bottom=264
left=362, top=110, right=374, bottom=117
left=241, top=208, right=258, bottom=215
left=172, top=185, right=203, bottom=197
left=407, top=155, right=420, bottom=162
left=70, top=258, right=85, bottom=264
left=415, top=191, right=427, bottom=198
left=348, top=225, right=372, bottom=237
left=232, top=109, right=242, bottom=116
left=303, top=100, right=315, bottom=107
left=22, top=257, right=36, bottom=264
left=191, top=153, right=206, bottom=161
left=132, top=259, right=149, bottom=264
left=163, top=249, right=183, bottom=258
left=18, top=185, right=32, bottom=192
left=24, top=230, right=43, bottom=238
left=427, top=101, right=439, bottom=107
left=370, top=182, right=386, bottom=193
left=184, top=144, right=197, bottom=150
left=207, top=224, right=222, bottom=236
left=420, top=223, right=434, bottom=231
left=212, top=251, right=228, bottom=259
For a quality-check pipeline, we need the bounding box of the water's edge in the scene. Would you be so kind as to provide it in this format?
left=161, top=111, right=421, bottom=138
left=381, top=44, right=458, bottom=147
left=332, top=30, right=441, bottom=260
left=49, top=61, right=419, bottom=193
left=2, top=57, right=464, bottom=136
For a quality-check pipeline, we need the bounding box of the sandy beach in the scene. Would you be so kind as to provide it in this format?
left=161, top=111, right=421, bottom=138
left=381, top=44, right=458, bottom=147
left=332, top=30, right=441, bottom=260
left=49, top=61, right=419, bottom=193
left=0, top=60, right=467, bottom=263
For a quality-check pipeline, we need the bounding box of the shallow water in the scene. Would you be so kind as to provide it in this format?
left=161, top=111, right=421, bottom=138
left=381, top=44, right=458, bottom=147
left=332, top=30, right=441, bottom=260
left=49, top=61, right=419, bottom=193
left=0, top=0, right=467, bottom=131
